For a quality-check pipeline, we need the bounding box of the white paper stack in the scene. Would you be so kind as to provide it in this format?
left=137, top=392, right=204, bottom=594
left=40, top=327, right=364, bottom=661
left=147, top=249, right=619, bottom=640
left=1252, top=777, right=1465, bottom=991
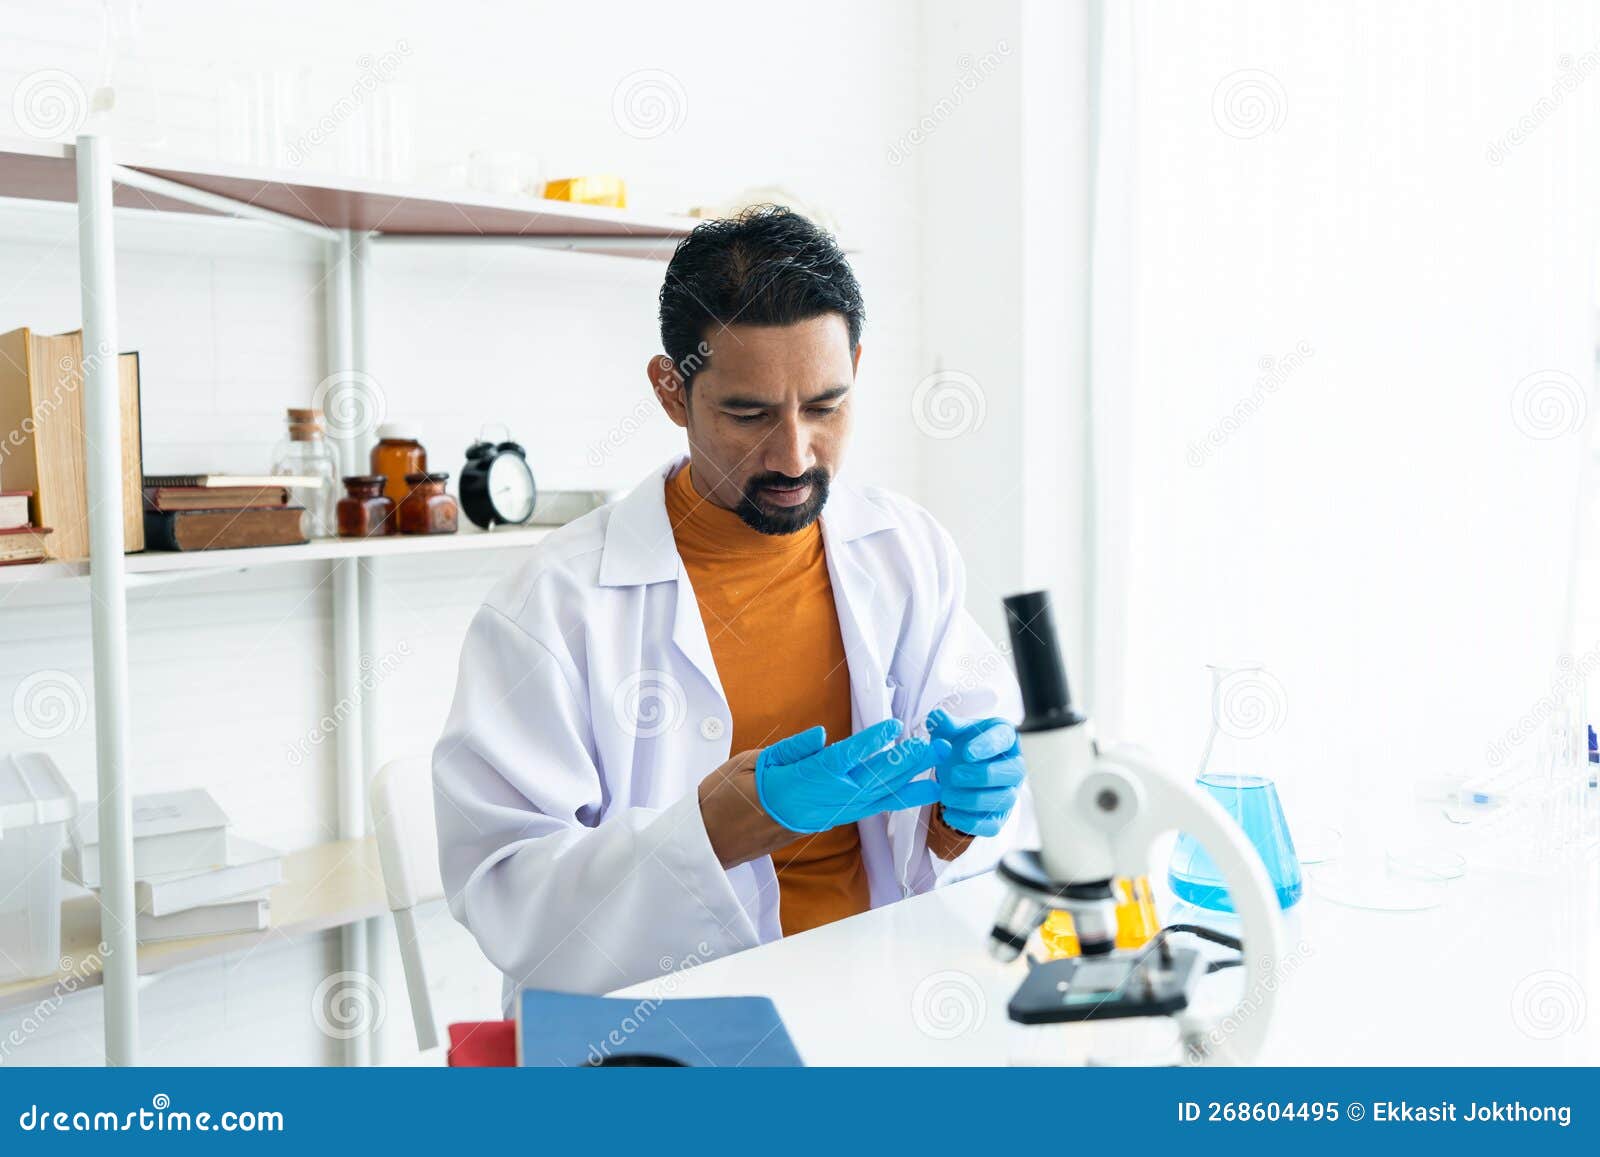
left=64, top=789, right=283, bottom=943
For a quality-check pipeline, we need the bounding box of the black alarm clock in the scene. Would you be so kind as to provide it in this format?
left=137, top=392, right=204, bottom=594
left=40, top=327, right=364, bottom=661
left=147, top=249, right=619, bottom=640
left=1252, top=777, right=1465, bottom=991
left=460, top=440, right=537, bottom=528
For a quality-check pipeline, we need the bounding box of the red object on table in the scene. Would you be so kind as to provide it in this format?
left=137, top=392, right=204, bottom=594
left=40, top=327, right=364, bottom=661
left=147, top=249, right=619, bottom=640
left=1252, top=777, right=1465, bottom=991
left=447, top=1020, right=516, bottom=1067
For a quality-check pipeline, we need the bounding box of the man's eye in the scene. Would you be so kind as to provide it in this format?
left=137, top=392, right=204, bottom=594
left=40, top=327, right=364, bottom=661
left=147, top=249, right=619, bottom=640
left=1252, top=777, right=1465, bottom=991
left=726, top=412, right=765, bottom=424
left=807, top=406, right=841, bottom=418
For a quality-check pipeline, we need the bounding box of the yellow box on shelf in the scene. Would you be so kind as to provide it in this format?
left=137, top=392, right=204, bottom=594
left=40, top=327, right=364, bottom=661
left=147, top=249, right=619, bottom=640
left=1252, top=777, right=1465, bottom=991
left=543, top=175, right=628, bottom=208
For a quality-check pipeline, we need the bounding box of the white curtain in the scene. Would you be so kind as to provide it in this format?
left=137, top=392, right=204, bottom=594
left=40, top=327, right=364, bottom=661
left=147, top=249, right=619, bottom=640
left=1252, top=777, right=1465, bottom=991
left=1087, top=0, right=1596, bottom=849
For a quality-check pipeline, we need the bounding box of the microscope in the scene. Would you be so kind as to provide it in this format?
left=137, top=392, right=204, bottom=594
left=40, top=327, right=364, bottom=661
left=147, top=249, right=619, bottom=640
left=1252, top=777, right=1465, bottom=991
left=990, top=591, right=1288, bottom=1064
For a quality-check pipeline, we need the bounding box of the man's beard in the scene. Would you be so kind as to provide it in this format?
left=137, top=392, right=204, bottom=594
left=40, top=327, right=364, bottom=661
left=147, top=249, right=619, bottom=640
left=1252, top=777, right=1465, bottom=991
left=735, top=468, right=831, bottom=535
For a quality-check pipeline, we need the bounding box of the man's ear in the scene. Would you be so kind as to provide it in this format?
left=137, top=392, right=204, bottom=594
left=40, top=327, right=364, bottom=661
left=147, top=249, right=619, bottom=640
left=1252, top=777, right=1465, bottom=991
left=852, top=342, right=863, bottom=376
left=648, top=354, right=689, bottom=429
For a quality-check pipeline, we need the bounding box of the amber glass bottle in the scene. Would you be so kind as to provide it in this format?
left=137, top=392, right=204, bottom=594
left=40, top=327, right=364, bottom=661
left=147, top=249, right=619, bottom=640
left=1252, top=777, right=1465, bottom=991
left=371, top=422, right=426, bottom=506
left=397, top=472, right=458, bottom=535
left=336, top=475, right=397, bottom=538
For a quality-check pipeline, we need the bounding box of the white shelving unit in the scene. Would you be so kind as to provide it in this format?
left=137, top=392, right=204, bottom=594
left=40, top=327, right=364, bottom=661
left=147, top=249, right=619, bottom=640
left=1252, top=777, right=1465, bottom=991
left=0, top=135, right=695, bottom=1066
left=0, top=522, right=556, bottom=586
left=0, top=837, right=386, bottom=1013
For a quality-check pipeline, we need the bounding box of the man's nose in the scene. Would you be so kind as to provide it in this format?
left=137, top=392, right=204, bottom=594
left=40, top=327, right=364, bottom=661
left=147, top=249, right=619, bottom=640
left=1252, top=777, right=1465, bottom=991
left=763, top=414, right=815, bottom=479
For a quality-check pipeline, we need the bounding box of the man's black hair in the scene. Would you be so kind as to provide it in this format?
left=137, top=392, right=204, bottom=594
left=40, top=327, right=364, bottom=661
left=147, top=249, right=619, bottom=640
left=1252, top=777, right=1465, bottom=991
left=658, top=205, right=864, bottom=388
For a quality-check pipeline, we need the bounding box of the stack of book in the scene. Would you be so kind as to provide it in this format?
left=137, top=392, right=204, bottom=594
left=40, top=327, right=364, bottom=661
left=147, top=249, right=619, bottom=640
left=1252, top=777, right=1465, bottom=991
left=143, top=474, right=314, bottom=552
left=64, top=788, right=284, bottom=942
left=0, top=489, right=52, bottom=566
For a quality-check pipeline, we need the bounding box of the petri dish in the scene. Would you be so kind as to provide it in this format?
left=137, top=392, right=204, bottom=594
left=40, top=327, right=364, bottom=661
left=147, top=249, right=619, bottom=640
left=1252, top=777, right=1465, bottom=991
left=1304, top=860, right=1446, bottom=911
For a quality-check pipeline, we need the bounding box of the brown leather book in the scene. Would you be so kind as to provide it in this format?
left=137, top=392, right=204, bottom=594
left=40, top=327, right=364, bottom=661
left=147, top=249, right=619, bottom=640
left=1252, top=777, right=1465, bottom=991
left=143, top=486, right=290, bottom=512
left=143, top=507, right=307, bottom=552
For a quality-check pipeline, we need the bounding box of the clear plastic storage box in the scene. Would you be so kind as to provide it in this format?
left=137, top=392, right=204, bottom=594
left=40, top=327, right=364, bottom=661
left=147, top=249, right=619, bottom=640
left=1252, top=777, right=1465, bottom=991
left=0, top=752, right=77, bottom=984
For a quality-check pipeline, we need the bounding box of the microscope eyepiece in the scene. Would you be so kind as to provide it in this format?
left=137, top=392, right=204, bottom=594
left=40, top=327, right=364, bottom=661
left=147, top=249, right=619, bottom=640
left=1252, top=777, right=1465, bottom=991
left=1003, top=591, right=1086, bottom=732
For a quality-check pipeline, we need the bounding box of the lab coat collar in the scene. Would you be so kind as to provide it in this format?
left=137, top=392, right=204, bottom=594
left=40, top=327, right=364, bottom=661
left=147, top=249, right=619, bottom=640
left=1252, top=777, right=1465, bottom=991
left=598, top=455, right=900, bottom=588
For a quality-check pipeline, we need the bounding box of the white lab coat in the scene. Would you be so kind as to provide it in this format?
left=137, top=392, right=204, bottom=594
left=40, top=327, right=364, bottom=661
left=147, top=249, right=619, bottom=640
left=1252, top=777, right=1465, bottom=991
left=433, top=456, right=1030, bottom=1006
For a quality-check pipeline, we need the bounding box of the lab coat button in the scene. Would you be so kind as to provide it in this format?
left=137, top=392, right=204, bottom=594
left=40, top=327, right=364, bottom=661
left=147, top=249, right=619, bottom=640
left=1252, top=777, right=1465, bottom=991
left=700, top=717, right=726, bottom=741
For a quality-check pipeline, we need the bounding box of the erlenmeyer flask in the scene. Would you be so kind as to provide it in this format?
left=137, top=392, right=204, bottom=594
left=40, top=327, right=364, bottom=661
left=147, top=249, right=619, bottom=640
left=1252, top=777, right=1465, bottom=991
left=1167, top=664, right=1302, bottom=911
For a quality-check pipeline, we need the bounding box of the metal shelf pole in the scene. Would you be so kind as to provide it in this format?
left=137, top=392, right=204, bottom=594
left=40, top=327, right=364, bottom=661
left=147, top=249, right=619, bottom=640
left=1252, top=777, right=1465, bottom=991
left=349, top=227, right=387, bottom=1062
left=76, top=134, right=138, bottom=1066
left=326, top=228, right=369, bottom=1067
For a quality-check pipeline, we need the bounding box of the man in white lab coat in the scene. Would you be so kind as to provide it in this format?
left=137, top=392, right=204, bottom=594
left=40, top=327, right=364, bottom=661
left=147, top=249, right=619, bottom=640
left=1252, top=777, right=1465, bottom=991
left=434, top=207, right=1031, bottom=1006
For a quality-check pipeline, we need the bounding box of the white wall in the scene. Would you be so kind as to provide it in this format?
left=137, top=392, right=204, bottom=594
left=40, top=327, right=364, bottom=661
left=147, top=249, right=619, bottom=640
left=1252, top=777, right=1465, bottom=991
left=0, top=0, right=1020, bottom=1064
left=914, top=0, right=1094, bottom=660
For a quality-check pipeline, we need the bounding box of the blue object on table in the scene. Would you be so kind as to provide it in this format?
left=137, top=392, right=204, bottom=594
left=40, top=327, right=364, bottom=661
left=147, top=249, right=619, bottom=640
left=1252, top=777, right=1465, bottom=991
left=516, top=988, right=803, bottom=1067
left=1167, top=774, right=1303, bottom=912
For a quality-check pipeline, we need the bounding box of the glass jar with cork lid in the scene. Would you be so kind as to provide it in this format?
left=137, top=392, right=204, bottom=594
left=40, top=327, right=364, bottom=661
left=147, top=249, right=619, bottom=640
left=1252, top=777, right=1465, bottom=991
left=270, top=407, right=340, bottom=538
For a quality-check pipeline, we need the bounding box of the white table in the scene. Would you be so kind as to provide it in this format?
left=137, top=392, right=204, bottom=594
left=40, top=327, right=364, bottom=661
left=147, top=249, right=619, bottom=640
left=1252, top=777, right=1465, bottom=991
left=615, top=846, right=1600, bottom=1065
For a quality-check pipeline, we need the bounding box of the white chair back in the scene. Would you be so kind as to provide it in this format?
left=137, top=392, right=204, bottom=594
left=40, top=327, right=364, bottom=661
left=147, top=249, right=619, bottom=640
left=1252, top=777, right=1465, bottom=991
left=370, top=756, right=444, bottom=1052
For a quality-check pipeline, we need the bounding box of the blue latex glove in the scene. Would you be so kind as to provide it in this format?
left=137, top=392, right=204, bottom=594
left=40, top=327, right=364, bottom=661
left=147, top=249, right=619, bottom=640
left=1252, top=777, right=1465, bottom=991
left=756, top=719, right=950, bottom=834
left=927, top=709, right=1025, bottom=837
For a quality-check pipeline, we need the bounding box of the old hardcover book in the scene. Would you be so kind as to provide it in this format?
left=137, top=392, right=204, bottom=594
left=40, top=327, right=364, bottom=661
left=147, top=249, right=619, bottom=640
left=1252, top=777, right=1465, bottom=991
left=0, top=490, right=30, bottom=529
left=143, top=473, right=321, bottom=489
left=142, top=506, right=307, bottom=552
left=0, top=525, right=52, bottom=565
left=0, top=328, right=145, bottom=560
left=143, top=485, right=290, bottom=512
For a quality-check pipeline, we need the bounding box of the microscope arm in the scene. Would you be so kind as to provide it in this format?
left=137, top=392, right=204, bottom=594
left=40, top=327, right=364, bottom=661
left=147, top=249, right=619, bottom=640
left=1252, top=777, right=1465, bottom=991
left=1095, top=743, right=1290, bottom=1064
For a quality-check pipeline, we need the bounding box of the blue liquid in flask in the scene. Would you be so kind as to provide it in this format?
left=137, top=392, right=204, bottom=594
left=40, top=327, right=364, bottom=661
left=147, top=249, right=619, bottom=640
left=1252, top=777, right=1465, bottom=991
left=1168, top=774, right=1302, bottom=911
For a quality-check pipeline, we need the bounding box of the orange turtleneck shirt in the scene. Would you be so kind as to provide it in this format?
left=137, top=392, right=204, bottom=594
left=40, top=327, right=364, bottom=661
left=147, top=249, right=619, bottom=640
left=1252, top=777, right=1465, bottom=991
left=665, top=463, right=870, bottom=935
left=666, top=463, right=973, bottom=932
